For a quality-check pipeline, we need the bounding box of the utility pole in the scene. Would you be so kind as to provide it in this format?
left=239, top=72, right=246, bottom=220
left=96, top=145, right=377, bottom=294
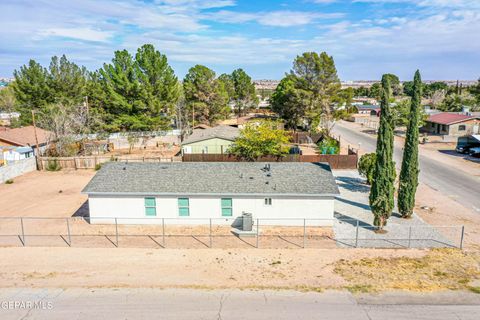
left=84, top=96, right=89, bottom=125
left=192, top=105, right=195, bottom=128
left=31, top=110, right=43, bottom=170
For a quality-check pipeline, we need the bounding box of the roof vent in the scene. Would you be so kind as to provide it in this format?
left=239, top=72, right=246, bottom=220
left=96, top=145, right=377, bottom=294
left=249, top=176, right=254, bottom=180
left=123, top=167, right=126, bottom=170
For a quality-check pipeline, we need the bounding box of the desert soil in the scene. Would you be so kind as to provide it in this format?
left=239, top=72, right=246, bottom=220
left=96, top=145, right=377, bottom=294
left=0, top=247, right=426, bottom=289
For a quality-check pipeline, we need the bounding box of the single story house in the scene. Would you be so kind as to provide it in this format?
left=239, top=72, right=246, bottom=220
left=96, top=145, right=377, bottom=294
left=356, top=105, right=381, bottom=116
left=182, top=125, right=239, bottom=154
left=0, top=126, right=52, bottom=154
left=1, top=146, right=34, bottom=164
left=82, top=162, right=340, bottom=226
left=423, top=113, right=480, bottom=137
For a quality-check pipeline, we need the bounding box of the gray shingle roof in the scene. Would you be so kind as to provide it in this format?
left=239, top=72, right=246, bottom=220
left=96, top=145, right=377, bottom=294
left=82, top=162, right=339, bottom=196
left=182, top=125, right=240, bottom=145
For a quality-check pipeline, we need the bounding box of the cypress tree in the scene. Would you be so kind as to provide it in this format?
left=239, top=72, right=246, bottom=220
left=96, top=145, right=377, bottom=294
left=398, top=70, right=422, bottom=218
left=369, top=75, right=396, bottom=231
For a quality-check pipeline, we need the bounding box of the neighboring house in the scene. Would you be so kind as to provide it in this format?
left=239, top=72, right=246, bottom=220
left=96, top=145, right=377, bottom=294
left=356, top=105, right=381, bottom=116
left=0, top=146, right=34, bottom=165
left=193, top=124, right=211, bottom=130
left=182, top=125, right=239, bottom=154
left=0, top=112, right=20, bottom=126
left=423, top=113, right=480, bottom=136
left=219, top=115, right=281, bottom=129
left=352, top=97, right=378, bottom=105
left=82, top=162, right=340, bottom=226
left=0, top=126, right=52, bottom=154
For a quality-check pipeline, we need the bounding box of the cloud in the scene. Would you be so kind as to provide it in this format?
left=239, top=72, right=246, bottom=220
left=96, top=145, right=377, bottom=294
left=0, top=0, right=479, bottom=79
left=353, top=0, right=480, bottom=8
left=207, top=10, right=343, bottom=27
left=39, top=28, right=114, bottom=42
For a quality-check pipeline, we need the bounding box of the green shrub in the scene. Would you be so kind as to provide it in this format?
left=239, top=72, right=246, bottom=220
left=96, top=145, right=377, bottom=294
left=5, top=179, right=14, bottom=184
left=95, top=163, right=102, bottom=171
left=46, top=159, right=62, bottom=171
left=318, top=137, right=339, bottom=154
left=358, top=153, right=376, bottom=185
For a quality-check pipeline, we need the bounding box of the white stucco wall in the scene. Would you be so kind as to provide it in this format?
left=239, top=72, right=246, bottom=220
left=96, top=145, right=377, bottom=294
left=87, top=195, right=335, bottom=226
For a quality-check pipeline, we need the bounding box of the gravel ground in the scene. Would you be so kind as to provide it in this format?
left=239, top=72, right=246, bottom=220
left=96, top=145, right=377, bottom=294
left=332, top=170, right=462, bottom=248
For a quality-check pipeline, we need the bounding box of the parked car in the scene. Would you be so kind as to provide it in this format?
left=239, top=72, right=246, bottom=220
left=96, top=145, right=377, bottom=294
left=469, top=147, right=480, bottom=158
left=455, top=135, right=480, bottom=154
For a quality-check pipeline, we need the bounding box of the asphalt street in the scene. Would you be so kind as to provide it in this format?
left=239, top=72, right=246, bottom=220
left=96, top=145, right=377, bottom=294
left=332, top=121, right=480, bottom=213
left=0, top=288, right=479, bottom=320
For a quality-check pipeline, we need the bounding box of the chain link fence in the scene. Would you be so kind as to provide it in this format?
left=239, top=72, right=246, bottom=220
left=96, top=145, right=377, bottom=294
left=0, top=216, right=465, bottom=249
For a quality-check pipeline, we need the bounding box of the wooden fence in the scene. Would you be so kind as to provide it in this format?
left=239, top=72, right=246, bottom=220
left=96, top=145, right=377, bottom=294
left=182, top=152, right=358, bottom=169
left=39, top=156, right=179, bottom=170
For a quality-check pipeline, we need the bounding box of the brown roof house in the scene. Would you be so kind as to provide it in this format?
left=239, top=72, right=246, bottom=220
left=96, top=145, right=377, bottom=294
left=0, top=126, right=52, bottom=154
left=423, top=113, right=480, bottom=137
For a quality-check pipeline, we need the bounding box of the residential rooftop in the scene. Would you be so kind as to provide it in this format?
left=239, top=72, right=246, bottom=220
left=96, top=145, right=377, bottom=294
left=427, top=113, right=480, bottom=125
left=82, top=162, right=340, bottom=196
left=0, top=126, right=52, bottom=147
left=182, top=125, right=240, bottom=145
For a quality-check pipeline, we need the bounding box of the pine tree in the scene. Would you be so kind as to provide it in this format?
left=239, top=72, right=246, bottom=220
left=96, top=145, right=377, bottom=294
left=369, top=75, right=396, bottom=231
left=183, top=65, right=228, bottom=125
left=11, top=60, right=52, bottom=124
left=398, top=70, right=422, bottom=218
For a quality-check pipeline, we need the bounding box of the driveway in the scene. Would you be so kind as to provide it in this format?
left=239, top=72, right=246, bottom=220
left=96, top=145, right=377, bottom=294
left=332, top=170, right=460, bottom=248
left=332, top=121, right=480, bottom=213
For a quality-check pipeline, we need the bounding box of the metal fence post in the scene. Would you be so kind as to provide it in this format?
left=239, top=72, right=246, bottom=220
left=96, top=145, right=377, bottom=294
left=256, top=218, right=259, bottom=248
left=460, top=226, right=465, bottom=250
left=20, top=217, right=25, bottom=246
left=209, top=218, right=212, bottom=248
left=162, top=218, right=165, bottom=247
left=115, top=218, right=119, bottom=247
left=66, top=218, right=71, bottom=246
left=355, top=220, right=359, bottom=248
left=407, top=226, right=412, bottom=248
left=303, top=219, right=306, bottom=249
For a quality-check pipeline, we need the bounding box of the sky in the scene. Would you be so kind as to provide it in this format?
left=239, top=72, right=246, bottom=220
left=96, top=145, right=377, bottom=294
left=0, top=0, right=479, bottom=81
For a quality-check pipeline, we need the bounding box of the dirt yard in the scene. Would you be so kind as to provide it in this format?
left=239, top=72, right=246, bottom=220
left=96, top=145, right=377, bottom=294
left=0, top=247, right=425, bottom=289
left=0, top=170, right=94, bottom=217
left=0, top=247, right=478, bottom=293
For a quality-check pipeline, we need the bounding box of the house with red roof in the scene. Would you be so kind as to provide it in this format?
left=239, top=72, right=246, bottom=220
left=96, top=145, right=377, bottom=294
left=423, top=113, right=480, bottom=137
left=0, top=126, right=52, bottom=153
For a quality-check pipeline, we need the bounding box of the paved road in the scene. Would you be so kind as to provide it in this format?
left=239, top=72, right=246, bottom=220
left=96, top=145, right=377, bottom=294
left=332, top=121, right=480, bottom=213
left=0, top=288, right=479, bottom=320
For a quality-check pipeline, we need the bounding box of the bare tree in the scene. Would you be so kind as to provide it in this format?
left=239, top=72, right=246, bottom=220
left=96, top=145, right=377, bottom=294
left=38, top=103, right=102, bottom=156
left=430, top=90, right=445, bottom=109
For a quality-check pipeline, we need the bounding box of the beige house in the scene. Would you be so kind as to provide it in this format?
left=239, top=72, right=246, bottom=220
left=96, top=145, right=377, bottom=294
left=423, top=113, right=480, bottom=137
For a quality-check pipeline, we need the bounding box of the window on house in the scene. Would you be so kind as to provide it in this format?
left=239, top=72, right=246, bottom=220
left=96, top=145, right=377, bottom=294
left=264, top=198, right=272, bottom=206
left=221, top=198, right=232, bottom=216
left=459, top=125, right=466, bottom=131
left=144, top=197, right=156, bottom=216
left=178, top=198, right=190, bottom=216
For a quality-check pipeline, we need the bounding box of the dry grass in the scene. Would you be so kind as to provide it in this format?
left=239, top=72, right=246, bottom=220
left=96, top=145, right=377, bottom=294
left=334, top=249, right=480, bottom=293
